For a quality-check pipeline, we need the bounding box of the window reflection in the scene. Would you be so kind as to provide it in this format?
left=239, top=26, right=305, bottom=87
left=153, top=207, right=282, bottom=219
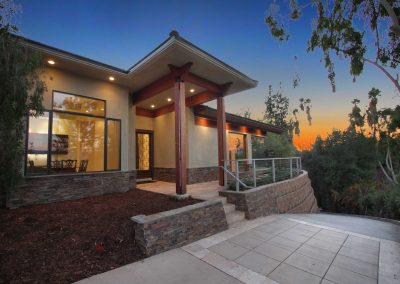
left=51, top=112, right=105, bottom=173
left=53, top=91, right=105, bottom=116
left=26, top=112, right=49, bottom=175
left=107, top=120, right=121, bottom=170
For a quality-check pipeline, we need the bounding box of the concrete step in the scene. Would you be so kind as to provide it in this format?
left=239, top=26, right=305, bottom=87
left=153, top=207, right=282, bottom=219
left=226, top=210, right=245, bottom=225
left=223, top=203, right=236, bottom=214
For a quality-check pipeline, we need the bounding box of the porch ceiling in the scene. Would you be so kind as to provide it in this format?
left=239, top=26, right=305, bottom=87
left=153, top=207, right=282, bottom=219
left=136, top=82, right=206, bottom=110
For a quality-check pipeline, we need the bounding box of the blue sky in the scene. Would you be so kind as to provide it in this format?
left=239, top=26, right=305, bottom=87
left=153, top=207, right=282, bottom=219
left=16, top=0, right=399, bottom=148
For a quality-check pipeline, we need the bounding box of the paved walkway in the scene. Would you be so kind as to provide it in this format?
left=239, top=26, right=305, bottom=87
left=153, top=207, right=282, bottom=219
left=76, top=214, right=400, bottom=284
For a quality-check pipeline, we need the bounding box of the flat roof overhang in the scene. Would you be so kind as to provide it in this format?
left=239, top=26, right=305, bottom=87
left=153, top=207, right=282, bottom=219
left=17, top=31, right=257, bottom=97
left=193, top=105, right=285, bottom=135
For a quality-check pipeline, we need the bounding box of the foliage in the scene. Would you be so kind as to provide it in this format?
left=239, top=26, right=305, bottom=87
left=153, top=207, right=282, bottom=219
left=236, top=108, right=252, bottom=119
left=264, top=132, right=297, bottom=158
left=265, top=0, right=400, bottom=94
left=261, top=84, right=312, bottom=140
left=0, top=0, right=45, bottom=206
left=302, top=130, right=377, bottom=211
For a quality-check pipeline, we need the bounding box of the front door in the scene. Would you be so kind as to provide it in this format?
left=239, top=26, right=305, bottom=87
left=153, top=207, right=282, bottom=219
left=136, top=130, right=154, bottom=179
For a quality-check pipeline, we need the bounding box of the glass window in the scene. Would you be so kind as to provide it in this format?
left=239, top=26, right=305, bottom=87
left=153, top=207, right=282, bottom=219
left=107, top=120, right=121, bottom=170
left=137, top=133, right=150, bottom=171
left=51, top=112, right=105, bottom=173
left=53, top=91, right=105, bottom=116
left=26, top=112, right=50, bottom=175
left=228, top=132, right=247, bottom=160
left=251, top=135, right=267, bottom=158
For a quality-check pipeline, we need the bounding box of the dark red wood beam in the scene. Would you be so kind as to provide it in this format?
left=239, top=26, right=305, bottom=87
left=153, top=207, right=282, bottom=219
left=175, top=79, right=187, bottom=195
left=136, top=107, right=155, bottom=118
left=168, top=62, right=193, bottom=80
left=185, top=90, right=218, bottom=107
left=132, top=74, right=175, bottom=105
left=136, top=90, right=219, bottom=118
left=186, top=73, right=222, bottom=94
left=153, top=103, right=175, bottom=117
left=217, top=96, right=227, bottom=186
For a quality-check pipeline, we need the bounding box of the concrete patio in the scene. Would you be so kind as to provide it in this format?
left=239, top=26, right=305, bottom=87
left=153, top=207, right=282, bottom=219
left=137, top=180, right=223, bottom=200
left=76, top=213, right=400, bottom=284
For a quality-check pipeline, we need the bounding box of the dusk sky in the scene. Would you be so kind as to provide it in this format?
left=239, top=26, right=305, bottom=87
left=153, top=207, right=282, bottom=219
left=16, top=0, right=398, bottom=149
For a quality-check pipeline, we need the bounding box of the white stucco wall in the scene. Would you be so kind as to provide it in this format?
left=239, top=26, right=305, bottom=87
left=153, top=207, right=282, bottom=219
left=144, top=108, right=219, bottom=169
left=136, top=116, right=154, bottom=131
left=41, top=67, right=131, bottom=171
left=187, top=109, right=218, bottom=168
left=153, top=112, right=176, bottom=168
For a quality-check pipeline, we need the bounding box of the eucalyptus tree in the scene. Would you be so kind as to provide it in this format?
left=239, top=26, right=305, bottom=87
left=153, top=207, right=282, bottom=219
left=265, top=0, right=400, bottom=95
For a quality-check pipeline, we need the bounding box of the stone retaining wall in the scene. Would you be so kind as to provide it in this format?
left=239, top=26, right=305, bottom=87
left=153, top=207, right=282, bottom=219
left=8, top=171, right=134, bottom=208
left=154, top=167, right=218, bottom=184
left=131, top=200, right=228, bottom=256
left=219, top=171, right=319, bottom=219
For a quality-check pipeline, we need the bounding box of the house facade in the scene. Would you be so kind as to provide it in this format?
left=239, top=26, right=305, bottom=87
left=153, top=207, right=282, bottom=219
left=8, top=31, right=283, bottom=208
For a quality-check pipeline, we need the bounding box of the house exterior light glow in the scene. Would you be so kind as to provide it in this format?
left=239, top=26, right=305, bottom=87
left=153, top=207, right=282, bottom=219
left=8, top=31, right=283, bottom=208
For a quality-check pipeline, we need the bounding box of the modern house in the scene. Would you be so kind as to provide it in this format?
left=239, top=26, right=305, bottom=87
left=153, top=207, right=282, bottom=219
left=9, top=31, right=283, bottom=208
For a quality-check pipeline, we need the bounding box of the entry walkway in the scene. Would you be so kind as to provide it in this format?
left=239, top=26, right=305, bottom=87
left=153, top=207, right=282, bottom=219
left=76, top=214, right=400, bottom=284
left=136, top=180, right=223, bottom=200
left=137, top=180, right=246, bottom=224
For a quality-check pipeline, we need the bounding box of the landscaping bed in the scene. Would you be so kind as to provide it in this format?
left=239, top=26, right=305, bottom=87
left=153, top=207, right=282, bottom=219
left=0, top=189, right=200, bottom=283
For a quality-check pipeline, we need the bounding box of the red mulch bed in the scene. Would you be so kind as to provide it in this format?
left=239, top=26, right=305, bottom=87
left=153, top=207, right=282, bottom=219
left=0, top=189, right=201, bottom=284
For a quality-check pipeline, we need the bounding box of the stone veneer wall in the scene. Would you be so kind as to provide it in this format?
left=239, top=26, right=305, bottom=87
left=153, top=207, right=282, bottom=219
left=131, top=200, right=228, bottom=256
left=153, top=167, right=218, bottom=184
left=219, top=171, right=319, bottom=219
left=8, top=171, right=134, bottom=208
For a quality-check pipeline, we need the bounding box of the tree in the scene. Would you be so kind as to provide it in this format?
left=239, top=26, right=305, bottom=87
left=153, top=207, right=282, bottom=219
left=262, top=84, right=312, bottom=141
left=265, top=0, right=400, bottom=95
left=0, top=0, right=46, bottom=206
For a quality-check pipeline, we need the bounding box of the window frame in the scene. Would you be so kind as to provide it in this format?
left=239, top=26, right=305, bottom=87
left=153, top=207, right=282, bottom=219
left=227, top=131, right=248, bottom=160
left=25, top=91, right=121, bottom=176
left=106, top=118, right=122, bottom=171
left=52, top=90, right=107, bottom=117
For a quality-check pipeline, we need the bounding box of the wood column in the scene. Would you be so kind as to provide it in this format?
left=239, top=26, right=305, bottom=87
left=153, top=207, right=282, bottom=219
left=175, top=78, right=187, bottom=195
left=217, top=95, right=227, bottom=186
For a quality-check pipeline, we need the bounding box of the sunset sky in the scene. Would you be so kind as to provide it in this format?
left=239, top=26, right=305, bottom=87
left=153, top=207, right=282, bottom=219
left=16, top=0, right=399, bottom=149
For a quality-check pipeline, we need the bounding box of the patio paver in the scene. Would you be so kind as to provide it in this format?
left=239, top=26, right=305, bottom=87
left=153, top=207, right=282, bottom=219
left=76, top=214, right=400, bottom=284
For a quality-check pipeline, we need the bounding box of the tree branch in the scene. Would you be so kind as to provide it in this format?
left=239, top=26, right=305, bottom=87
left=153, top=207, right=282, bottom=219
left=364, top=58, right=400, bottom=96
left=380, top=0, right=400, bottom=36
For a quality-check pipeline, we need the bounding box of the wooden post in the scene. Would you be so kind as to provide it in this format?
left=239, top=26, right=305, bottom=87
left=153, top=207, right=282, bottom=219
left=217, top=96, right=227, bottom=186
left=175, top=78, right=187, bottom=195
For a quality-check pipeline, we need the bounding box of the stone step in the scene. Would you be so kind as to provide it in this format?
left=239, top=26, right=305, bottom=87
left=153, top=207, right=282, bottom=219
left=223, top=203, right=236, bottom=214
left=226, top=210, right=245, bottom=225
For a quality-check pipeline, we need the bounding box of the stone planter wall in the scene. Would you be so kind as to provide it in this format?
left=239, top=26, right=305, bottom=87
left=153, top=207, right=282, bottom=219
left=219, top=171, right=319, bottom=219
left=8, top=170, right=135, bottom=208
left=153, top=167, right=218, bottom=184
left=131, top=200, right=228, bottom=256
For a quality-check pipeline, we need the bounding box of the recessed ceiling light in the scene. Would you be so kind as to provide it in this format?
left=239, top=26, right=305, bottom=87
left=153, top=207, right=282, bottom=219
left=167, top=98, right=172, bottom=102
left=109, top=76, right=115, bottom=81
left=150, top=104, right=155, bottom=108
left=190, top=88, right=195, bottom=93
left=85, top=110, right=89, bottom=113
left=48, top=60, right=55, bottom=65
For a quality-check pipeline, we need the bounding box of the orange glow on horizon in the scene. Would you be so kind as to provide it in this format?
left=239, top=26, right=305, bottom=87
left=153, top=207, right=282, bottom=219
left=292, top=116, right=349, bottom=151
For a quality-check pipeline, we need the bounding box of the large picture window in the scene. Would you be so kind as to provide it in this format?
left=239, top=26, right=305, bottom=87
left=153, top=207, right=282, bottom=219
left=25, top=91, right=121, bottom=175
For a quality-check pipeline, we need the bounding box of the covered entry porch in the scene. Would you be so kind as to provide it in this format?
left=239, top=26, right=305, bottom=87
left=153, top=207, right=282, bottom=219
left=132, top=31, right=258, bottom=196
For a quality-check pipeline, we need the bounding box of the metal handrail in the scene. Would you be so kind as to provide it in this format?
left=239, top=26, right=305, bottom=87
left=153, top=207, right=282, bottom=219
left=223, top=157, right=302, bottom=192
left=224, top=157, right=302, bottom=162
left=219, top=165, right=250, bottom=190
